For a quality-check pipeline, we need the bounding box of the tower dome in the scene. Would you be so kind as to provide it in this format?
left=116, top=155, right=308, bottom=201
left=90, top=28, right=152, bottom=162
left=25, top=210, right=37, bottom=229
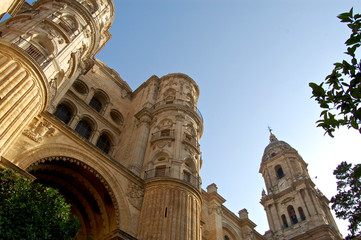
left=262, top=133, right=295, bottom=162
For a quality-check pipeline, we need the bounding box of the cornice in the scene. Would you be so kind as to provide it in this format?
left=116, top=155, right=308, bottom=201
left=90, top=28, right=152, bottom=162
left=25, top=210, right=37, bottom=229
left=93, top=59, right=132, bottom=93
left=145, top=177, right=202, bottom=200
left=204, top=190, right=226, bottom=204
left=259, top=149, right=302, bottom=173
left=260, top=178, right=316, bottom=204
left=131, top=75, right=160, bottom=97
left=221, top=206, right=258, bottom=229
left=152, top=104, right=203, bottom=127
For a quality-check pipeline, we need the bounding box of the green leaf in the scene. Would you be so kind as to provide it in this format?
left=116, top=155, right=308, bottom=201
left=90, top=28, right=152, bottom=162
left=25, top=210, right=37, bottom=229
left=350, top=120, right=358, bottom=129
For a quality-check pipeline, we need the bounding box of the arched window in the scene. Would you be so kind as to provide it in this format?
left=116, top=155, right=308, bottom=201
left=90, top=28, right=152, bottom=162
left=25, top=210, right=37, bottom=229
left=89, top=96, right=102, bottom=112
left=54, top=103, right=72, bottom=124
left=275, top=165, right=285, bottom=179
left=287, top=205, right=298, bottom=224
left=224, top=236, right=230, bottom=240
left=96, top=134, right=111, bottom=154
left=75, top=119, right=92, bottom=139
left=110, top=109, right=123, bottom=125
left=89, top=91, right=108, bottom=113
left=72, top=80, right=88, bottom=95
left=298, top=207, right=306, bottom=221
left=281, top=214, right=288, bottom=228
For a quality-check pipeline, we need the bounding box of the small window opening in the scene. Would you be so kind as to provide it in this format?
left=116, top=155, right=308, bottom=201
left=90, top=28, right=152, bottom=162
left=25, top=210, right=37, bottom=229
left=96, top=134, right=111, bottom=154
left=275, top=165, right=285, bottom=179
left=281, top=214, right=288, bottom=228
left=165, top=207, right=168, bottom=218
left=288, top=205, right=298, bottom=224
left=89, top=96, right=102, bottom=112
left=54, top=103, right=72, bottom=124
left=75, top=119, right=92, bottom=140
left=298, top=207, right=306, bottom=221
left=184, top=171, right=191, bottom=182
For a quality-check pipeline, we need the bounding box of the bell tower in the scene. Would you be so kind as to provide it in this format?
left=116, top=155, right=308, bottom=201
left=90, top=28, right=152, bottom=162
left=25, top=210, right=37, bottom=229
left=259, top=132, right=342, bottom=240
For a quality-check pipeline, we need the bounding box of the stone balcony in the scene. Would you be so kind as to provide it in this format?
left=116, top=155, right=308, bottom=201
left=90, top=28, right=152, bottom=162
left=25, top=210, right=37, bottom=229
left=150, top=99, right=203, bottom=122
left=144, top=167, right=201, bottom=190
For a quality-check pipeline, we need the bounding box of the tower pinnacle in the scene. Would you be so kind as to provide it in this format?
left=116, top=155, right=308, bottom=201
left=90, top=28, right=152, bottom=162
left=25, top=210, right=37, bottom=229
left=268, top=126, right=278, bottom=142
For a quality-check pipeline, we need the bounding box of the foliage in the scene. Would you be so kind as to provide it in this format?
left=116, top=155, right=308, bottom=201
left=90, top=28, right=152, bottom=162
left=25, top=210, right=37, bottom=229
left=0, top=169, right=79, bottom=240
left=309, top=8, right=361, bottom=137
left=330, top=162, right=361, bottom=239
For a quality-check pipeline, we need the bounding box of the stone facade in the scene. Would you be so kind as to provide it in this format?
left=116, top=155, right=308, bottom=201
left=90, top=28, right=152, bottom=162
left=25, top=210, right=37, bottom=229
left=0, top=1, right=342, bottom=240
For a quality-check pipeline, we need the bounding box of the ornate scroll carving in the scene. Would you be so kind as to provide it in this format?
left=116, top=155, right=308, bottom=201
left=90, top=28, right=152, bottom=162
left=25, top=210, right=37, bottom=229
left=23, top=116, right=55, bottom=142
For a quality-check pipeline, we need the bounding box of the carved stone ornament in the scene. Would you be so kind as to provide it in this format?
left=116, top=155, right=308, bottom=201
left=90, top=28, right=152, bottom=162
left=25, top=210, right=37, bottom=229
left=242, top=230, right=255, bottom=240
left=126, top=182, right=144, bottom=210
left=121, top=89, right=128, bottom=99
left=158, top=119, right=173, bottom=129
left=208, top=205, right=223, bottom=215
left=23, top=117, right=56, bottom=143
left=156, top=141, right=172, bottom=149
left=137, top=116, right=151, bottom=126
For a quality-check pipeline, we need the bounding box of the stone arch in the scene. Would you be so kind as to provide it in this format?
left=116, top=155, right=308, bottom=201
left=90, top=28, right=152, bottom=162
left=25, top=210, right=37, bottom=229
left=96, top=129, right=115, bottom=154
left=89, top=89, right=110, bottom=114
left=109, top=109, right=124, bottom=126
left=53, top=99, right=77, bottom=125
left=72, top=79, right=89, bottom=95
left=222, top=222, right=240, bottom=240
left=156, top=118, right=173, bottom=130
left=186, top=93, right=194, bottom=105
left=184, top=122, right=196, bottom=135
left=183, top=157, right=197, bottom=175
left=81, top=0, right=99, bottom=13
left=13, top=144, right=131, bottom=232
left=31, top=34, right=55, bottom=56
left=59, top=14, right=79, bottom=36
left=76, top=114, right=97, bottom=135
left=148, top=150, right=171, bottom=169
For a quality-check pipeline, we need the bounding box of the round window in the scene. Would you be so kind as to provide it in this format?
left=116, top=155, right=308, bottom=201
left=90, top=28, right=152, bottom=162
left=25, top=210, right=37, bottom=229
left=72, top=80, right=88, bottom=95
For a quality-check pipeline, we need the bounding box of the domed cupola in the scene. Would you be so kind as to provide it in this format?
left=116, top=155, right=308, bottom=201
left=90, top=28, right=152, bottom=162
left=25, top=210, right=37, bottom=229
left=262, top=133, right=296, bottom=162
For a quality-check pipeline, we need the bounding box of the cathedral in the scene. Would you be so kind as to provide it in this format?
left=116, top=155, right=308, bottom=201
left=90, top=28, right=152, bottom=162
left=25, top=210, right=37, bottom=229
left=0, top=0, right=344, bottom=239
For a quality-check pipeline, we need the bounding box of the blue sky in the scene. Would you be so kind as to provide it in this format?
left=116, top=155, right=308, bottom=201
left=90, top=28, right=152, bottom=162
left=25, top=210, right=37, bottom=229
left=96, top=0, right=361, bottom=236
left=21, top=0, right=361, bottom=236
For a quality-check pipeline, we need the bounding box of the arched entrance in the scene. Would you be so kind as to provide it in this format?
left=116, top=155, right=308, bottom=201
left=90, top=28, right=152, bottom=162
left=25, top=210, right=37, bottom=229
left=27, top=156, right=119, bottom=240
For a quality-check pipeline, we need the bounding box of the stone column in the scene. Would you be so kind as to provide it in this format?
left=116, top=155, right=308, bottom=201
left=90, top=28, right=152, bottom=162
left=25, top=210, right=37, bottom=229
left=137, top=180, right=202, bottom=240
left=0, top=41, right=48, bottom=156
left=206, top=184, right=225, bottom=240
